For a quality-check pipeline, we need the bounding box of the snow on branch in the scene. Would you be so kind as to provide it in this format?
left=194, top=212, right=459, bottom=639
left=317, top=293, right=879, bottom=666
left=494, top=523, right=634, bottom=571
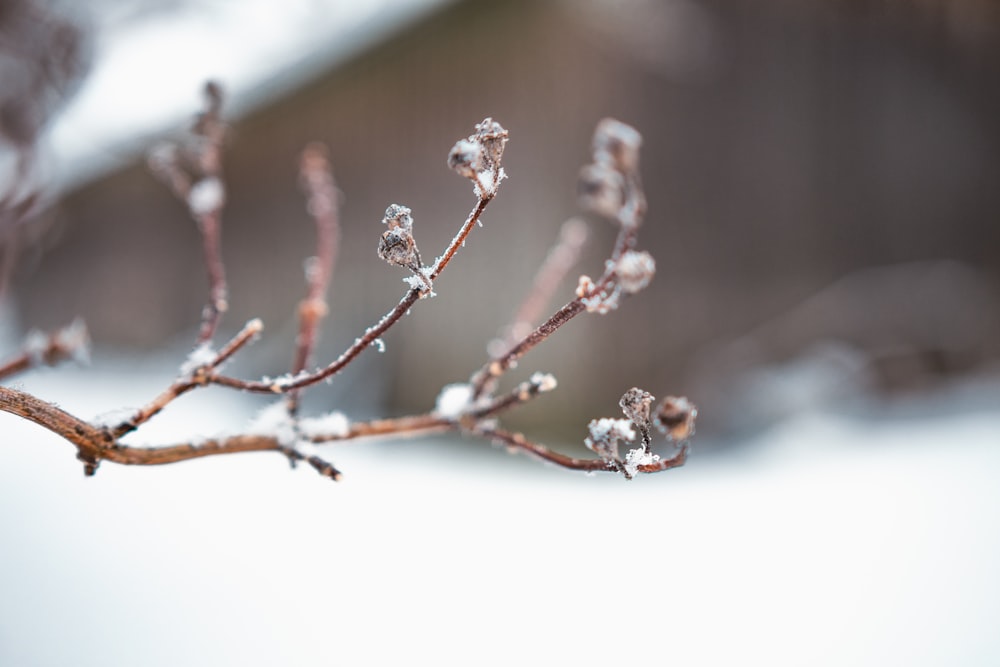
left=0, top=90, right=696, bottom=482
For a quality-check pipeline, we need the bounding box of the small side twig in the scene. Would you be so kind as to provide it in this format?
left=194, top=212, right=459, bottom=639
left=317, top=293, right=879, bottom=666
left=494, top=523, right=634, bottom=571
left=109, top=318, right=262, bottom=439
left=287, top=143, right=340, bottom=416
left=148, top=81, right=229, bottom=344
left=487, top=218, right=589, bottom=359
left=470, top=119, right=654, bottom=396
left=0, top=319, right=89, bottom=381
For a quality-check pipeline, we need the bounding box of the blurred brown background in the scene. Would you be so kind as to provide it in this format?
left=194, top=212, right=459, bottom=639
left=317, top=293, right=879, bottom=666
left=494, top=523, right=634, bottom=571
left=8, top=0, right=1000, bottom=441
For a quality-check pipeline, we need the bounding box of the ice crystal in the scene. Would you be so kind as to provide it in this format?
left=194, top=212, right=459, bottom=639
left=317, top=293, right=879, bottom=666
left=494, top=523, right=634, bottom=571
left=624, top=446, right=660, bottom=478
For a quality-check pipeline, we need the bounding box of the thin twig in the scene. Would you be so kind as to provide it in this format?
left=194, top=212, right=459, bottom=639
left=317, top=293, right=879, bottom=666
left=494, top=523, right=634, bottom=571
left=210, top=193, right=495, bottom=394
left=488, top=218, right=589, bottom=360
left=475, top=426, right=614, bottom=473
left=110, top=318, right=262, bottom=439
left=0, top=319, right=89, bottom=381
left=287, top=143, right=340, bottom=416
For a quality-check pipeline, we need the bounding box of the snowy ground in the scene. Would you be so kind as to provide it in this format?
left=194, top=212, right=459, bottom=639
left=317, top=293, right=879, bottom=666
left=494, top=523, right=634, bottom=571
left=1, top=354, right=999, bottom=667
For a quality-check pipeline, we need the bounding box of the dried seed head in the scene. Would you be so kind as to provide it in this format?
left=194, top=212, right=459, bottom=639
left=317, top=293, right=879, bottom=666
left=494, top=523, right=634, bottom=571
left=447, top=138, right=483, bottom=179
left=474, top=117, right=509, bottom=168
left=655, top=396, right=697, bottom=442
left=593, top=118, right=642, bottom=174
left=382, top=203, right=414, bottom=231
left=614, top=250, right=655, bottom=294
left=619, top=387, right=655, bottom=429
left=578, top=163, right=625, bottom=219
left=378, top=226, right=420, bottom=272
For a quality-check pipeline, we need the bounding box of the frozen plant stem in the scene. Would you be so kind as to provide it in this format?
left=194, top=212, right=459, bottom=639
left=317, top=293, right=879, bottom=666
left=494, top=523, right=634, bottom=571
left=0, top=94, right=696, bottom=482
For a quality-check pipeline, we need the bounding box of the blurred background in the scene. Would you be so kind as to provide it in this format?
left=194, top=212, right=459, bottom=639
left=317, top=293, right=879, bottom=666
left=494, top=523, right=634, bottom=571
left=3, top=0, right=1000, bottom=440
left=1, top=1, right=999, bottom=665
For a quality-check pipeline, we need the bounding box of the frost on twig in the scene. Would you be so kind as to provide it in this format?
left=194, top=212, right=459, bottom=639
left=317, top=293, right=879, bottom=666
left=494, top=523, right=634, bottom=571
left=583, top=388, right=695, bottom=480
left=148, top=81, right=229, bottom=344
left=0, top=93, right=697, bottom=483
left=0, top=319, right=89, bottom=380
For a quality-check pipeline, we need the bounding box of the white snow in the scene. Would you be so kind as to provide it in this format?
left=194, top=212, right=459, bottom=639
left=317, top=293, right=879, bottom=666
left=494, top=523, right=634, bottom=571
left=88, top=406, right=139, bottom=429
left=1, top=352, right=999, bottom=667
left=298, top=411, right=350, bottom=439
left=187, top=177, right=225, bottom=215
left=46, top=0, right=452, bottom=193
left=623, top=446, right=660, bottom=478
left=434, top=382, right=474, bottom=418
left=179, top=342, right=217, bottom=376
left=587, top=417, right=636, bottom=444
left=246, top=400, right=296, bottom=446
left=529, top=372, right=558, bottom=393
left=22, top=330, right=49, bottom=365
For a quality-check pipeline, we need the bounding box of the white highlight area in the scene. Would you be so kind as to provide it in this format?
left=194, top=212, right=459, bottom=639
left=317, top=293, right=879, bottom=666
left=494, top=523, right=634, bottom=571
left=1, top=354, right=998, bottom=666
left=47, top=0, right=450, bottom=191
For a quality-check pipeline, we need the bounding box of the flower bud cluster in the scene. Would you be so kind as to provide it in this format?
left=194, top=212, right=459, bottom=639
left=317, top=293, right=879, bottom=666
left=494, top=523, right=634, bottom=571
left=584, top=388, right=697, bottom=479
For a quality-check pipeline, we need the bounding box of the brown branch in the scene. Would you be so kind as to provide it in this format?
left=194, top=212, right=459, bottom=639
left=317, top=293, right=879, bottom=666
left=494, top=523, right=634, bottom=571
left=210, top=192, right=495, bottom=395
left=0, top=385, right=111, bottom=474
left=110, top=318, right=262, bottom=439
left=471, top=299, right=586, bottom=397
left=195, top=208, right=228, bottom=343
left=149, top=82, right=229, bottom=344
left=475, top=426, right=615, bottom=473
left=488, top=218, right=589, bottom=360
left=288, top=143, right=340, bottom=415
left=1, top=110, right=693, bottom=483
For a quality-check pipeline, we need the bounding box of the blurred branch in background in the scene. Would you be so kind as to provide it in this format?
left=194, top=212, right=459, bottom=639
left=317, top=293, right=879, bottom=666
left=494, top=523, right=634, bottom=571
left=0, top=0, right=90, bottom=289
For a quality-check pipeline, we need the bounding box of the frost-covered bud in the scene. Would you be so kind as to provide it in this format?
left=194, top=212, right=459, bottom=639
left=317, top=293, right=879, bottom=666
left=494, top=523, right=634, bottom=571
left=447, top=139, right=483, bottom=179
left=655, top=396, right=697, bottom=442
left=473, top=117, right=508, bottom=168
left=614, top=250, right=655, bottom=294
left=619, top=387, right=655, bottom=429
left=584, top=417, right=635, bottom=462
left=592, top=118, right=642, bottom=174
left=382, top=203, right=414, bottom=231
left=378, top=226, right=421, bottom=272
left=578, top=163, right=625, bottom=219
left=188, top=176, right=225, bottom=215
